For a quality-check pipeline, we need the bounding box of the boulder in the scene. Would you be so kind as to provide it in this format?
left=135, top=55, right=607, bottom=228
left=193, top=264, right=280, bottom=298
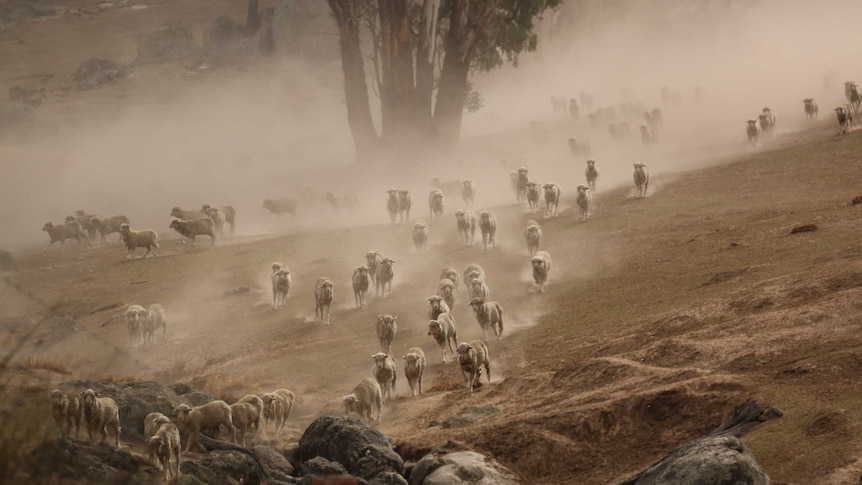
left=442, top=406, right=500, bottom=429
left=302, top=456, right=348, bottom=476
left=73, top=58, right=129, bottom=91
left=27, top=438, right=141, bottom=483
left=9, top=86, right=46, bottom=106
left=253, top=445, right=297, bottom=480
left=203, top=15, right=247, bottom=64
left=0, top=248, right=16, bottom=270
left=180, top=460, right=240, bottom=485
left=297, top=416, right=407, bottom=485
left=409, top=450, right=520, bottom=485
left=199, top=450, right=267, bottom=483
left=136, top=22, right=200, bottom=63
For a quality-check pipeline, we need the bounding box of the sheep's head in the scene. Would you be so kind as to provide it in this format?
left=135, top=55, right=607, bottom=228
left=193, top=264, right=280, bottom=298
left=261, top=394, right=276, bottom=413
left=51, top=389, right=65, bottom=406
left=454, top=210, right=466, bottom=221
left=456, top=342, right=474, bottom=359
left=469, top=297, right=485, bottom=310
left=403, top=353, right=421, bottom=366
left=64, top=215, right=76, bottom=224
left=438, top=284, right=453, bottom=298
left=577, top=184, right=589, bottom=194
left=74, top=210, right=86, bottom=217
left=427, top=296, right=445, bottom=312
left=80, top=389, right=97, bottom=409
left=42, top=222, right=54, bottom=231
left=355, top=266, right=368, bottom=277
left=462, top=180, right=472, bottom=187
left=342, top=395, right=358, bottom=414
left=170, top=207, right=182, bottom=218
left=531, top=256, right=547, bottom=272
left=169, top=218, right=182, bottom=230
left=428, top=320, right=442, bottom=336
left=586, top=160, right=595, bottom=168
left=479, top=211, right=491, bottom=222
left=201, top=204, right=211, bottom=213
left=262, top=199, right=272, bottom=209
left=371, top=353, right=389, bottom=364
left=365, top=252, right=379, bottom=266
left=320, top=280, right=334, bottom=297
left=377, top=314, right=396, bottom=326
left=272, top=262, right=284, bottom=273
left=172, top=403, right=191, bottom=421
left=381, top=258, right=394, bottom=268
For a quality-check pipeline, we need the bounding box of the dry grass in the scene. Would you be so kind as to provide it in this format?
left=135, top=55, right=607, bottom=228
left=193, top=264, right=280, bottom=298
left=98, top=374, right=141, bottom=383
left=24, top=357, right=72, bottom=376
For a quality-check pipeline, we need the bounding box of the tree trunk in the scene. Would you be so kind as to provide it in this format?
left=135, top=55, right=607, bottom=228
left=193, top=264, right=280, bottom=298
left=246, top=0, right=260, bottom=34
left=414, top=0, right=440, bottom=132
left=377, top=0, right=415, bottom=145
left=328, top=0, right=380, bottom=162
left=432, top=0, right=471, bottom=146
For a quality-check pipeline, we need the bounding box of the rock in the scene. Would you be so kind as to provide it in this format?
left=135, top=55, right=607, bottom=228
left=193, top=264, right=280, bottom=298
left=790, top=224, right=817, bottom=234
left=27, top=438, right=141, bottom=483
left=9, top=86, right=46, bottom=106
left=409, top=450, right=520, bottom=485
left=442, top=406, right=500, bottom=429
left=0, top=249, right=15, bottom=270
left=302, top=456, right=348, bottom=476
left=181, top=460, right=239, bottom=485
left=297, top=476, right=369, bottom=485
left=73, top=58, right=129, bottom=91
left=203, top=15, right=247, bottom=64
left=179, top=391, right=217, bottom=407
left=253, top=445, right=297, bottom=480
left=297, top=416, right=407, bottom=485
left=167, top=382, right=194, bottom=395
left=200, top=450, right=267, bottom=483
left=51, top=316, right=80, bottom=338
left=136, top=22, right=200, bottom=63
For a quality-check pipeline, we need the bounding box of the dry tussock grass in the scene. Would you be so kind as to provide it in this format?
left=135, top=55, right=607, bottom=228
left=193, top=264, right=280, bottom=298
left=99, top=374, right=141, bottom=383
left=24, top=357, right=72, bottom=376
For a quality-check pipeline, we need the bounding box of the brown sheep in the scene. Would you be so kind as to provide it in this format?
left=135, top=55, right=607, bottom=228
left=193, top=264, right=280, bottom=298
left=169, top=217, right=216, bottom=248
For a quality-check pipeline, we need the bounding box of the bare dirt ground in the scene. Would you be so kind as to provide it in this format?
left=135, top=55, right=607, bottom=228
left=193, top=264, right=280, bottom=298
left=4, top=1, right=862, bottom=484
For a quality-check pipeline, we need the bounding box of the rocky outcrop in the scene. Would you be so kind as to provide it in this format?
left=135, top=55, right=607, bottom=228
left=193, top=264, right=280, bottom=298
left=73, top=58, right=129, bottom=91
left=409, top=450, right=521, bottom=485
left=136, top=22, right=200, bottom=63
left=27, top=438, right=142, bottom=483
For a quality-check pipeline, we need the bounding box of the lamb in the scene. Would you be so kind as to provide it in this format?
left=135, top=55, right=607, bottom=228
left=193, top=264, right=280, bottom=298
left=427, top=295, right=450, bottom=320
left=428, top=314, right=458, bottom=363
left=525, top=182, right=541, bottom=212
left=746, top=120, right=759, bottom=147
left=42, top=221, right=89, bottom=251
left=836, top=105, right=853, bottom=134
left=438, top=278, right=457, bottom=311
left=375, top=258, right=395, bottom=297
left=576, top=184, right=592, bottom=222
left=543, top=183, right=561, bottom=217
left=633, top=163, right=650, bottom=198
left=365, top=251, right=384, bottom=285
left=51, top=389, right=82, bottom=439
left=456, top=340, right=491, bottom=393
left=146, top=422, right=180, bottom=481
left=315, top=277, right=334, bottom=324
left=428, top=189, right=444, bottom=220
left=262, top=197, right=298, bottom=218
left=170, top=207, right=198, bottom=220
left=461, top=180, right=475, bottom=208
left=397, top=189, right=413, bottom=222
left=202, top=206, right=227, bottom=237
left=454, top=209, right=477, bottom=246
left=202, top=204, right=236, bottom=235
left=803, top=98, right=818, bottom=120
left=376, top=314, right=398, bottom=355
left=89, top=215, right=130, bottom=245
left=585, top=160, right=598, bottom=191
left=342, top=378, right=383, bottom=423
left=524, top=220, right=542, bottom=256
left=144, top=412, right=171, bottom=439
left=531, top=251, right=552, bottom=292
left=469, top=297, right=503, bottom=342
left=478, top=211, right=497, bottom=250
left=125, top=304, right=145, bottom=348
left=118, top=223, right=159, bottom=258
left=463, top=263, right=486, bottom=287
left=469, top=275, right=490, bottom=301
left=172, top=400, right=236, bottom=453
left=272, top=265, right=291, bottom=310
left=386, top=189, right=399, bottom=223
left=440, top=268, right=460, bottom=290
left=229, top=401, right=259, bottom=446
left=412, top=220, right=429, bottom=252
left=352, top=266, right=370, bottom=309
left=261, top=388, right=295, bottom=437
left=371, top=352, right=397, bottom=403
left=143, top=303, right=167, bottom=346
left=403, top=348, right=426, bottom=397
left=169, top=217, right=216, bottom=248
left=80, top=389, right=121, bottom=447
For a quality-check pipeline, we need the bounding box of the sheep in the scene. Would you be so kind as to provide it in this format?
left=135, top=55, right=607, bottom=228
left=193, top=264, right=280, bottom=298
left=80, top=389, right=121, bottom=447
left=463, top=263, right=486, bottom=287
left=170, top=207, right=198, bottom=220
left=461, top=180, right=475, bottom=208
left=365, top=251, right=384, bottom=285
left=576, top=184, right=592, bottom=222
left=640, top=125, right=652, bottom=146
left=51, top=389, right=82, bottom=439
left=428, top=314, right=458, bottom=363
left=758, top=113, right=775, bottom=136
left=118, top=223, right=159, bottom=258
left=172, top=400, right=236, bottom=453
left=230, top=401, right=259, bottom=446
left=315, top=277, right=334, bottom=324
left=143, top=303, right=167, bottom=346
left=478, top=211, right=497, bottom=250
left=261, top=388, right=295, bottom=437
left=68, top=210, right=99, bottom=240
left=633, top=163, right=649, bottom=198
left=372, top=353, right=398, bottom=403
left=202, top=206, right=227, bottom=237
left=375, top=258, right=395, bottom=297
left=202, top=204, right=236, bottom=235
left=376, top=314, right=398, bottom=355
left=454, top=209, right=477, bottom=246
left=845, top=81, right=856, bottom=103
left=456, top=340, right=491, bottom=393
left=428, top=189, right=444, bottom=220
left=352, top=266, right=370, bottom=309
left=516, top=167, right=530, bottom=202
left=746, top=120, right=759, bottom=147
left=567, top=138, right=590, bottom=158
left=237, top=394, right=264, bottom=433
left=262, top=197, right=298, bottom=218
left=169, top=217, right=216, bottom=248
left=550, top=96, right=566, bottom=113
left=125, top=304, right=145, bottom=348
left=524, top=220, right=542, bottom=256
left=386, top=189, right=399, bottom=223
left=427, top=295, right=450, bottom=320
left=272, top=265, right=291, bottom=310
left=430, top=177, right=462, bottom=199
left=42, top=221, right=89, bottom=251
left=397, top=189, right=412, bottom=223
left=440, top=268, right=460, bottom=290
left=469, top=297, right=503, bottom=342
left=89, top=215, right=130, bottom=245
left=438, top=278, right=457, bottom=311
left=836, top=105, right=853, bottom=134
left=324, top=191, right=361, bottom=212
left=146, top=422, right=180, bottom=482
left=585, top=160, right=598, bottom=191
left=412, top=220, right=429, bottom=252
left=525, top=182, right=541, bottom=212
left=543, top=183, right=561, bottom=217
left=569, top=98, right=579, bottom=118
left=803, top=98, right=819, bottom=120
left=531, top=251, right=552, bottom=292
left=342, top=378, right=383, bottom=423
left=849, top=84, right=861, bottom=113
left=509, top=172, right=520, bottom=201
left=144, top=412, right=172, bottom=439
left=403, top=348, right=426, bottom=397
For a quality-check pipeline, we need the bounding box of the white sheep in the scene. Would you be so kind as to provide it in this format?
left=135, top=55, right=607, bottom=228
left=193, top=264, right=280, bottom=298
left=315, top=277, right=334, bottom=324
left=230, top=401, right=258, bottom=446
left=524, top=220, right=542, bottom=256
left=169, top=217, right=216, bottom=248
left=272, top=265, right=291, bottom=310
left=469, top=297, right=503, bottom=342
left=412, top=220, right=429, bottom=253
left=365, top=251, right=384, bottom=285
left=51, top=389, right=82, bottom=439
left=525, top=182, right=541, bottom=212
left=633, top=163, right=650, bottom=198
left=118, top=223, right=159, bottom=258
left=386, top=189, right=399, bottom=223
left=543, top=183, right=561, bottom=217
left=585, top=160, right=598, bottom=191
left=202, top=206, right=227, bottom=237
left=531, top=251, right=552, bottom=292
left=261, top=388, right=295, bottom=437
left=397, top=189, right=412, bottom=223
left=125, top=304, right=145, bottom=348
left=478, top=211, right=497, bottom=251
left=143, top=303, right=166, bottom=346
left=428, top=314, right=458, bottom=363
left=202, top=204, right=236, bottom=235
left=427, top=295, right=450, bottom=321
left=463, top=263, right=486, bottom=287
left=576, top=184, right=592, bottom=222
left=461, top=180, right=475, bottom=208
left=376, top=314, right=398, bottom=355
left=172, top=401, right=236, bottom=453
left=237, top=394, right=264, bottom=433
left=170, top=207, right=199, bottom=220
left=352, top=266, right=370, bottom=309
left=144, top=412, right=171, bottom=439
left=456, top=340, right=491, bottom=393
left=371, top=353, right=397, bottom=403
left=440, top=268, right=460, bottom=290
left=343, top=378, right=383, bottom=423
left=403, top=347, right=426, bottom=397
left=146, top=422, right=180, bottom=481
left=42, top=221, right=89, bottom=251
left=516, top=167, right=530, bottom=202
left=454, top=209, right=477, bottom=247
left=375, top=258, right=395, bottom=297
left=80, top=389, right=121, bottom=447
left=89, top=215, right=130, bottom=245
left=428, top=189, right=444, bottom=220
left=469, top=275, right=490, bottom=301
left=438, top=278, right=456, bottom=311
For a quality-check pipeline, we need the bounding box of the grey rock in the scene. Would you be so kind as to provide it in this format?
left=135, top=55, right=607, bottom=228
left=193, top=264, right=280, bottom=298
left=73, top=58, right=129, bottom=91
left=253, top=445, right=297, bottom=480
left=181, top=460, right=239, bottom=485
left=409, top=450, right=520, bottom=485
left=27, top=438, right=141, bottom=483
left=200, top=450, right=266, bottom=483
left=302, top=456, right=348, bottom=476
